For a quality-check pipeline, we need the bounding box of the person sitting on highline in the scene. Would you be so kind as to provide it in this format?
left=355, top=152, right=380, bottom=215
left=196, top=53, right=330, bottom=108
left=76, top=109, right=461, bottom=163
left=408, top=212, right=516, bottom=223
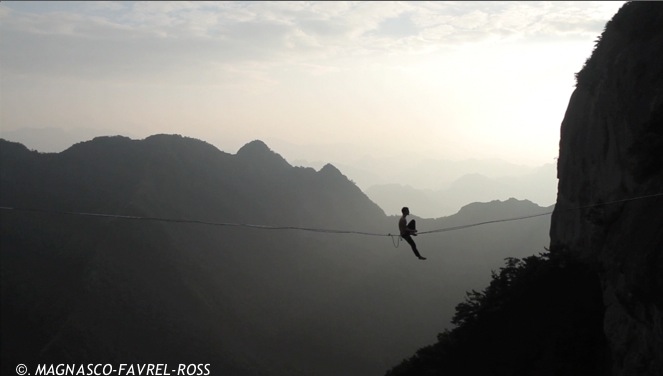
left=399, top=207, right=426, bottom=260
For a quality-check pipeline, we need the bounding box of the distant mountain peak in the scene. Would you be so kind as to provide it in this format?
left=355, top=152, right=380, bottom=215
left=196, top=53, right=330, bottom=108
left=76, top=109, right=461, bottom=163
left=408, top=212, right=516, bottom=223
left=459, top=198, right=537, bottom=211
left=236, top=139, right=290, bottom=168
left=454, top=198, right=544, bottom=222
left=62, top=135, right=134, bottom=154
left=319, top=163, right=342, bottom=176
left=237, top=140, right=270, bottom=155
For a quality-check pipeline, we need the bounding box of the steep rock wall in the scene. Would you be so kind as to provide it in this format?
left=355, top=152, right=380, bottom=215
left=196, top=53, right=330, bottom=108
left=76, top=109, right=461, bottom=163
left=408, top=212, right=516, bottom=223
left=550, top=2, right=663, bottom=375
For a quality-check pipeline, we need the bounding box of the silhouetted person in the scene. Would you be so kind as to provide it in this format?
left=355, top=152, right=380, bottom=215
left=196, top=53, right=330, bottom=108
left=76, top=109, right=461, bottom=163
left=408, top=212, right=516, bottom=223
left=399, top=207, right=426, bottom=260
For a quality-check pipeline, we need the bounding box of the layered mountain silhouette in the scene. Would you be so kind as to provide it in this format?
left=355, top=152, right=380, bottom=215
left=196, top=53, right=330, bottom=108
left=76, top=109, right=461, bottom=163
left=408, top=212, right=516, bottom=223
left=366, top=164, right=556, bottom=219
left=1, top=135, right=386, bottom=229
left=1, top=134, right=551, bottom=376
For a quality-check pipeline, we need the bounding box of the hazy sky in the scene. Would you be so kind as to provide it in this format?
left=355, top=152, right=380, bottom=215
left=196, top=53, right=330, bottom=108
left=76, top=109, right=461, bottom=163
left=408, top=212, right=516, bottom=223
left=1, top=1, right=626, bottom=166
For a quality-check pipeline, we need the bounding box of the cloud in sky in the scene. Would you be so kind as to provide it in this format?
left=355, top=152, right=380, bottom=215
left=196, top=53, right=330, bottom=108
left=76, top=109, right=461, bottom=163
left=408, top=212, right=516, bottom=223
left=0, top=1, right=626, bottom=165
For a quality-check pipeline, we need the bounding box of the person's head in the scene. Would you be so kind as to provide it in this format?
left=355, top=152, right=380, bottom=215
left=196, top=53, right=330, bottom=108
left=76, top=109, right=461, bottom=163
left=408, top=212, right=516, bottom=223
left=401, top=207, right=410, bottom=216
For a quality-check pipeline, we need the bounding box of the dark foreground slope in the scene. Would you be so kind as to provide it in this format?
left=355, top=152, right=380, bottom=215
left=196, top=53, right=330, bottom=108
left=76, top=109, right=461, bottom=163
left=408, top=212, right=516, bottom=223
left=1, top=135, right=551, bottom=376
left=386, top=2, right=663, bottom=375
left=386, top=253, right=607, bottom=376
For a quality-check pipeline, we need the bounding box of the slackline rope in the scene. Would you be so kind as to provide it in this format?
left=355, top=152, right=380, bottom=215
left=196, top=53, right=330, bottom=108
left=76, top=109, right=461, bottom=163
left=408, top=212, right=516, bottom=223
left=1, top=192, right=662, bottom=238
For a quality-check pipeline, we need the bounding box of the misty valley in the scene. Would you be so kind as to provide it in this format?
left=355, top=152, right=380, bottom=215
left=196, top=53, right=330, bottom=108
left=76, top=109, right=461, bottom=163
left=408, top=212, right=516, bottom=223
left=1, top=135, right=553, bottom=375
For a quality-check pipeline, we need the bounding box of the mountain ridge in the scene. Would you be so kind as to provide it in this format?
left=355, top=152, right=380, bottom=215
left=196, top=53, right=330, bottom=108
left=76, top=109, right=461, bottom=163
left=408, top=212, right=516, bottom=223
left=1, top=134, right=385, bottom=228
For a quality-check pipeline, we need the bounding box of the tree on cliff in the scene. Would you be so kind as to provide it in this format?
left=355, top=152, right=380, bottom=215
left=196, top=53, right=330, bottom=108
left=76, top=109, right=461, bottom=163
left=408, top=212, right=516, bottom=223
left=386, top=253, right=609, bottom=376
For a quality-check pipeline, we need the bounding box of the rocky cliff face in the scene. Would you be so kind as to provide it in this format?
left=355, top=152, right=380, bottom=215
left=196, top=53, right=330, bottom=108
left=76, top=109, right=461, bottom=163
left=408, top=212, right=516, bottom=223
left=550, top=2, right=663, bottom=375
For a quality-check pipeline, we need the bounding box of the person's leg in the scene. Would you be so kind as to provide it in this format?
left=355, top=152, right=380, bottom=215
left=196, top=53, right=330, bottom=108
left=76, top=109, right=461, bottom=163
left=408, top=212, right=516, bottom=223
left=407, top=220, right=417, bottom=236
left=402, top=234, right=424, bottom=259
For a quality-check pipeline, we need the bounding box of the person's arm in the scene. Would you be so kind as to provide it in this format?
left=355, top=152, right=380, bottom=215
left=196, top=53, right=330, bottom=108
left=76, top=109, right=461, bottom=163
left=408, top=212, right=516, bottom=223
left=398, top=218, right=407, bottom=235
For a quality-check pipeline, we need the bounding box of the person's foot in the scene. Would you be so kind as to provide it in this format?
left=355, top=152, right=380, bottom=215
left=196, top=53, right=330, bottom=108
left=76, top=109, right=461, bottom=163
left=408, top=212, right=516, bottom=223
left=418, top=256, right=426, bottom=260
